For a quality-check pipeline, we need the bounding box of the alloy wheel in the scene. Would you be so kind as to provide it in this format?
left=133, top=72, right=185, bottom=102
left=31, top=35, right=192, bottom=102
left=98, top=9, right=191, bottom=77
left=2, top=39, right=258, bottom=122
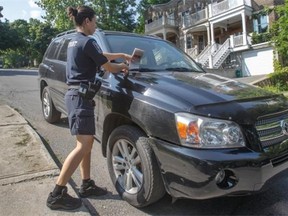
left=112, top=138, right=143, bottom=194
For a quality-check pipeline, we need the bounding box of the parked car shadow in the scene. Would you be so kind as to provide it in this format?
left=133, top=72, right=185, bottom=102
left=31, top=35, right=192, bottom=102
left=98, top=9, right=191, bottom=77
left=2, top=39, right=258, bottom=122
left=140, top=180, right=288, bottom=215
left=53, top=117, right=69, bottom=129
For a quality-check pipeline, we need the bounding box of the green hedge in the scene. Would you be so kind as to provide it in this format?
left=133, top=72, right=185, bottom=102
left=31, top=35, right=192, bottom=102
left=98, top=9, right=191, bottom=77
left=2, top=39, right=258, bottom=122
left=268, top=61, right=288, bottom=91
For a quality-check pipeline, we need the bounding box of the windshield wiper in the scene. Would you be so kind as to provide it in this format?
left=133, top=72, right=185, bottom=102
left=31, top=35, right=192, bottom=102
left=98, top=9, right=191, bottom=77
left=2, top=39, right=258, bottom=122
left=164, top=67, right=194, bottom=72
left=130, top=68, right=158, bottom=72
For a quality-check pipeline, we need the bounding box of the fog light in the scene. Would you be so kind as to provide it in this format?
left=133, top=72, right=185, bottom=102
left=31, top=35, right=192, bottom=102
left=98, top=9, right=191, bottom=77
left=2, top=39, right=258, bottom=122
left=215, top=169, right=225, bottom=184
left=215, top=169, right=238, bottom=189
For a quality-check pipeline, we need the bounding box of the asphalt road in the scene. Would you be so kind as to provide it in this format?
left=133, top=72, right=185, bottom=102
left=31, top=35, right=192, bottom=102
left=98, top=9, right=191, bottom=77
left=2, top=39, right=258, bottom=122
left=1, top=69, right=288, bottom=216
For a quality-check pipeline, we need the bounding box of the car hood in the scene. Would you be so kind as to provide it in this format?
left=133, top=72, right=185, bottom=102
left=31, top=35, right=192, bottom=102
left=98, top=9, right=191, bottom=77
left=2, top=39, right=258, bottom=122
left=128, top=72, right=288, bottom=124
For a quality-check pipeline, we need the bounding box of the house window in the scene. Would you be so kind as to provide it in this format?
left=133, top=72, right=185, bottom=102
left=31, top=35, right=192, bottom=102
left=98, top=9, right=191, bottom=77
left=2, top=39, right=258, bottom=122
left=253, top=14, right=269, bottom=34
left=187, top=35, right=192, bottom=49
left=198, top=35, right=205, bottom=52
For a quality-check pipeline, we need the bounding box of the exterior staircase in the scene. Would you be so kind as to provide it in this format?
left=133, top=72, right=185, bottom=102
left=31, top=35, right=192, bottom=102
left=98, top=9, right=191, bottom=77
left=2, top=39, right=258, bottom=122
left=195, top=38, right=231, bottom=69
left=197, top=45, right=210, bottom=67
left=212, top=38, right=231, bottom=68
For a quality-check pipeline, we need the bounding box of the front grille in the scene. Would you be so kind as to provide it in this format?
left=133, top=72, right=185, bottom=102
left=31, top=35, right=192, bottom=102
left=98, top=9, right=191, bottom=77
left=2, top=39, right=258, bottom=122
left=255, top=110, right=288, bottom=148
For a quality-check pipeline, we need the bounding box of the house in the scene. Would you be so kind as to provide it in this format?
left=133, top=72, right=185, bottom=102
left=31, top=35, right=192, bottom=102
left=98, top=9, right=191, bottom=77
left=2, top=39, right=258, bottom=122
left=144, top=0, right=284, bottom=77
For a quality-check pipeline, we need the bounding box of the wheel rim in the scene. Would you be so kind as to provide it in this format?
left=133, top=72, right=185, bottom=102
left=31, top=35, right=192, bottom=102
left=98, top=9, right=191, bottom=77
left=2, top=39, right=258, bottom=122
left=112, top=139, right=143, bottom=194
left=42, top=91, right=50, bottom=118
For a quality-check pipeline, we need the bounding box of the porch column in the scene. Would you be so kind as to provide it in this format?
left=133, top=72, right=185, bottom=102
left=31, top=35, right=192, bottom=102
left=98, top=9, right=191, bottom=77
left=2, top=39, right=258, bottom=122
left=162, top=14, right=166, bottom=26
left=210, top=22, right=215, bottom=44
left=241, top=12, right=247, bottom=45
left=163, top=29, right=167, bottom=40
left=209, top=22, right=215, bottom=68
left=184, top=31, right=187, bottom=53
left=206, top=23, right=211, bottom=45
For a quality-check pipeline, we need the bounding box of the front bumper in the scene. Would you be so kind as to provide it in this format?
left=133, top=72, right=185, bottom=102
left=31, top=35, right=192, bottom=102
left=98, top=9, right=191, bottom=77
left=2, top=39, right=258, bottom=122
left=150, top=138, right=288, bottom=200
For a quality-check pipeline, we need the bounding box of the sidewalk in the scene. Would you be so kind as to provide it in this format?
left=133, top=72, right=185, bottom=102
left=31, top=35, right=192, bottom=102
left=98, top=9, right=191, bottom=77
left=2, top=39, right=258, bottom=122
left=0, top=105, right=90, bottom=215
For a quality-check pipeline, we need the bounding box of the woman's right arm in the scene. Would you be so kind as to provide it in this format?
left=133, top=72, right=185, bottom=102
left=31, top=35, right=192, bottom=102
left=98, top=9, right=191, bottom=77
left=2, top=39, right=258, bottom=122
left=101, top=62, right=129, bottom=74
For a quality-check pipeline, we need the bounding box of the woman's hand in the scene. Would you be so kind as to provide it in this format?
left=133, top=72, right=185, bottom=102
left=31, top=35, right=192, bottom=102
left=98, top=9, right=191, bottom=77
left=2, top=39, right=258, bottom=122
left=123, top=54, right=132, bottom=63
left=120, top=63, right=129, bottom=75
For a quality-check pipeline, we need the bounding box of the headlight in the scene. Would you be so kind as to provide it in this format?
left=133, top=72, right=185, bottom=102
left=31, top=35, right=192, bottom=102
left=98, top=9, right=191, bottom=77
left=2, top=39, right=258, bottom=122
left=175, top=113, right=245, bottom=148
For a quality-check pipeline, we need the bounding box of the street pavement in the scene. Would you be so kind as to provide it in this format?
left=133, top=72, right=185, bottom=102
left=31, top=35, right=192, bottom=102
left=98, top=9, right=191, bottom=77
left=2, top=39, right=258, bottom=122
left=0, top=105, right=91, bottom=215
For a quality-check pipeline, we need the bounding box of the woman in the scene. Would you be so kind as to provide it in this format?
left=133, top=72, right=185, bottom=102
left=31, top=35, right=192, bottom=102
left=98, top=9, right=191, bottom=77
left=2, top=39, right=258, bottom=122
left=46, top=5, right=131, bottom=210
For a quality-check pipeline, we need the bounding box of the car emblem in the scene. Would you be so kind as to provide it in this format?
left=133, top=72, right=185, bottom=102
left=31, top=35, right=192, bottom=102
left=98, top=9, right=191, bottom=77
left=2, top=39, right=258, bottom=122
left=280, top=120, right=288, bottom=135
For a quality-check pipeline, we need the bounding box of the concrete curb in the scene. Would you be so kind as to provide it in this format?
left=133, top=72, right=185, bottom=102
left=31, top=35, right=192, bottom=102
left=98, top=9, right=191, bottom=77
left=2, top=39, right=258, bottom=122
left=0, top=105, right=59, bottom=185
left=0, top=105, right=90, bottom=215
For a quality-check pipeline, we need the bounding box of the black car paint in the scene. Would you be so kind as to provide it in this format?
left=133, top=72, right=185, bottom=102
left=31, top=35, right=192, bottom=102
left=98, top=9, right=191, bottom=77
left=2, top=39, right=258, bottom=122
left=38, top=30, right=288, bottom=201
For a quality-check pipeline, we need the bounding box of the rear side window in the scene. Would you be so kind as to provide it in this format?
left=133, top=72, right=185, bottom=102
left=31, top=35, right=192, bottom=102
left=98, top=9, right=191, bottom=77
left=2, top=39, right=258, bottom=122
left=46, top=38, right=62, bottom=60
left=58, top=38, right=71, bottom=62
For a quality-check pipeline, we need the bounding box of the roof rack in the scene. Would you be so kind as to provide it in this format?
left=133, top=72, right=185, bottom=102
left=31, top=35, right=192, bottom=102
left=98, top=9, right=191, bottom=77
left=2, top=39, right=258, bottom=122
left=56, top=28, right=103, bottom=38
left=56, top=29, right=76, bottom=38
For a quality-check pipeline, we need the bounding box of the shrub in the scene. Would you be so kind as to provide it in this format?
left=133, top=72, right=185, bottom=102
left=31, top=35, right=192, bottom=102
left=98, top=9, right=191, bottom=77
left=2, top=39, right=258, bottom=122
left=0, top=49, right=29, bottom=68
left=268, top=60, right=288, bottom=91
left=252, top=32, right=272, bottom=44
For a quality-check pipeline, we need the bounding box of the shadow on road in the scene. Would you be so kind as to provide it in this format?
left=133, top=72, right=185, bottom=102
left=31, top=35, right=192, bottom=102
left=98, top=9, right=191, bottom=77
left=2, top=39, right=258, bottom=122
left=140, top=180, right=288, bottom=215
left=0, top=69, right=38, bottom=76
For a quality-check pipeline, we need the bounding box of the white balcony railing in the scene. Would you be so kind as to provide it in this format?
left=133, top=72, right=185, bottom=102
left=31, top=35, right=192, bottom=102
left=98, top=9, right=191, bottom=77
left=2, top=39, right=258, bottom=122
left=230, top=33, right=251, bottom=48
left=145, top=17, right=163, bottom=32
left=167, top=17, right=177, bottom=26
left=233, top=35, right=244, bottom=47
left=183, top=9, right=207, bottom=28
left=210, top=0, right=251, bottom=17
left=145, top=15, right=177, bottom=33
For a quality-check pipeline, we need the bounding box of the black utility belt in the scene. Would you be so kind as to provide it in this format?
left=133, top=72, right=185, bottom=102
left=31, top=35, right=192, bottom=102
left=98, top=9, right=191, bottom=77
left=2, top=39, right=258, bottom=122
left=76, top=80, right=102, bottom=100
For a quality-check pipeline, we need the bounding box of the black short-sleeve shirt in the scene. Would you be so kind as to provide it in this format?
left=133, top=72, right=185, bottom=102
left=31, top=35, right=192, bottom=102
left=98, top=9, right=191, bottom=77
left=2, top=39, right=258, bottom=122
left=66, top=32, right=108, bottom=85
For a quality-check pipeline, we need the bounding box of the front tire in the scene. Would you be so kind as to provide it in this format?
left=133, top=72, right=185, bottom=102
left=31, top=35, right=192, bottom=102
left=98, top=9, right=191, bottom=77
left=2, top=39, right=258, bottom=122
left=107, top=125, right=166, bottom=207
left=41, top=86, right=61, bottom=123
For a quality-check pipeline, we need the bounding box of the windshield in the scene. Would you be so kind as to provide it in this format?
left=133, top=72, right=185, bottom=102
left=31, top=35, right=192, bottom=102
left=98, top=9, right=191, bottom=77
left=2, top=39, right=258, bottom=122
left=105, top=34, right=204, bottom=73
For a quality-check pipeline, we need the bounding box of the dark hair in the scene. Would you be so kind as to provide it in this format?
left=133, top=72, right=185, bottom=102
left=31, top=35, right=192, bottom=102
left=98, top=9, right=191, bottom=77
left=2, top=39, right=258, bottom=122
left=67, top=6, right=95, bottom=26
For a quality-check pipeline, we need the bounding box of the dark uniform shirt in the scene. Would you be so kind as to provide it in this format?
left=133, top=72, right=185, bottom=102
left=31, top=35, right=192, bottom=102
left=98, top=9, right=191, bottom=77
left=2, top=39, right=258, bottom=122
left=66, top=32, right=108, bottom=85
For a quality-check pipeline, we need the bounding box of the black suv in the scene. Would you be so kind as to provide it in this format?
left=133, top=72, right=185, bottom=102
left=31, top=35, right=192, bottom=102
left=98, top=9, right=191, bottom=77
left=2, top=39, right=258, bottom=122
left=39, top=29, right=288, bottom=207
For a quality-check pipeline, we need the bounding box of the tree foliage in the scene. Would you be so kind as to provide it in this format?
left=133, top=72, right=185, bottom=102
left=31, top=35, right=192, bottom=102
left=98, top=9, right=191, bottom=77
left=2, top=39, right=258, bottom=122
left=28, top=19, right=60, bottom=63
left=0, top=0, right=171, bottom=68
left=135, top=0, right=171, bottom=33
left=0, top=18, right=58, bottom=68
left=0, top=20, right=22, bottom=51
left=36, top=0, right=137, bottom=32
left=270, top=0, right=288, bottom=58
left=35, top=0, right=86, bottom=31
left=91, top=0, right=137, bottom=32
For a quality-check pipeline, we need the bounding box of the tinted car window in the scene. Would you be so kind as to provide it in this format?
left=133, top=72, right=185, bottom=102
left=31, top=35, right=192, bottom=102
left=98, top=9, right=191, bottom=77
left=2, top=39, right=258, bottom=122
left=105, top=35, right=204, bottom=72
left=46, top=38, right=62, bottom=60
left=58, top=38, right=71, bottom=61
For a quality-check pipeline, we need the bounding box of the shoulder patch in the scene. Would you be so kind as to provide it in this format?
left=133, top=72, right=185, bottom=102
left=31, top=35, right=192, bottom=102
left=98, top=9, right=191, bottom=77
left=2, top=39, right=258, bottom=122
left=68, top=41, right=77, bottom=48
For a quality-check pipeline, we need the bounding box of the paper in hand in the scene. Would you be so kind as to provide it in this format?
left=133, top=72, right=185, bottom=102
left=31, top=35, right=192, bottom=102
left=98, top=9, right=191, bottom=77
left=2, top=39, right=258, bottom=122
left=129, top=48, right=144, bottom=71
